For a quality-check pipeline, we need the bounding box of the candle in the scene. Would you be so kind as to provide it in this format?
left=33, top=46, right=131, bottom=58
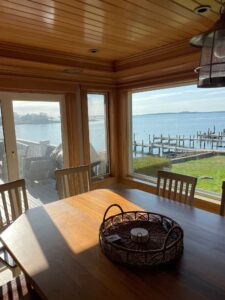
left=130, top=227, right=149, bottom=243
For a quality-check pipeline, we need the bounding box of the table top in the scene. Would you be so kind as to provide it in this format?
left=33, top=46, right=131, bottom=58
left=1, top=187, right=225, bottom=300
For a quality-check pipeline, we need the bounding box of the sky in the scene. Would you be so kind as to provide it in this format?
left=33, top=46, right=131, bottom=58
left=11, top=85, right=225, bottom=117
left=87, top=94, right=105, bottom=116
left=132, top=84, right=225, bottom=115
left=13, top=101, right=61, bottom=118
left=12, top=95, right=106, bottom=118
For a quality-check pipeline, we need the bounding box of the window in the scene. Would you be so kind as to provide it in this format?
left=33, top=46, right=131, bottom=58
left=87, top=93, right=109, bottom=177
left=131, top=84, right=225, bottom=198
left=0, top=92, right=66, bottom=204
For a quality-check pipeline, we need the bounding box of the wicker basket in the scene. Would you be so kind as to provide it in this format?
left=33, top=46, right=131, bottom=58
left=99, top=204, right=183, bottom=267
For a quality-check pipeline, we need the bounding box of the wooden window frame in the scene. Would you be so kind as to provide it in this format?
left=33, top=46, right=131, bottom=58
left=124, top=83, right=223, bottom=210
left=81, top=88, right=118, bottom=183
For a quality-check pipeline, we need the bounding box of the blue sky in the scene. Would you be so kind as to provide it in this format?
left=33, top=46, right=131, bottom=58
left=132, top=84, right=225, bottom=115
left=11, top=85, right=225, bottom=117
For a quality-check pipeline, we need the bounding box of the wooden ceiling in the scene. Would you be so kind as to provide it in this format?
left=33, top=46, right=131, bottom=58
left=0, top=0, right=221, bottom=60
left=0, top=0, right=221, bottom=87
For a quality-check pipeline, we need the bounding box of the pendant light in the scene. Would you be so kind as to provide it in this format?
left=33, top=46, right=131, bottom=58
left=190, top=1, right=225, bottom=87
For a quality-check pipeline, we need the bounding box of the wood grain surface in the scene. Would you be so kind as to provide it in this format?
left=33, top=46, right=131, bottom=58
left=1, top=186, right=225, bottom=300
left=0, top=0, right=219, bottom=60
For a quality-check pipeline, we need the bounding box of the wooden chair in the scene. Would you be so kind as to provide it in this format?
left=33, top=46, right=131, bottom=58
left=157, top=170, right=197, bottom=205
left=55, top=165, right=91, bottom=199
left=0, top=179, right=28, bottom=276
left=220, top=181, right=225, bottom=216
left=0, top=274, right=40, bottom=300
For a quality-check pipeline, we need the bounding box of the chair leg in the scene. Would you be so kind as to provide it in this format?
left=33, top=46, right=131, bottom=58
left=12, top=266, right=21, bottom=277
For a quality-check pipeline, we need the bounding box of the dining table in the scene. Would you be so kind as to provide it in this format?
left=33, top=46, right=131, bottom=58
left=1, top=186, right=225, bottom=300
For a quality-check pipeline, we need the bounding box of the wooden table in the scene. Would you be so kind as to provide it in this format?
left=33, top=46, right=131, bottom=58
left=1, top=187, right=225, bottom=300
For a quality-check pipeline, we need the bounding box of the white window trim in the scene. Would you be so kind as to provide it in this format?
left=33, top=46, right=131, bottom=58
left=0, top=92, right=69, bottom=180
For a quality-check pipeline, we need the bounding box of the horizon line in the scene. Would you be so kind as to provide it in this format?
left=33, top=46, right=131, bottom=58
left=133, top=110, right=225, bottom=116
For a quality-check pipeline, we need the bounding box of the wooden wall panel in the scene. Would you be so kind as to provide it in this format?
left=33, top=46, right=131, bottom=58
left=117, top=90, right=130, bottom=178
left=65, top=91, right=83, bottom=167
left=108, top=89, right=119, bottom=177
left=80, top=89, right=91, bottom=166
left=0, top=75, right=77, bottom=93
left=115, top=40, right=200, bottom=89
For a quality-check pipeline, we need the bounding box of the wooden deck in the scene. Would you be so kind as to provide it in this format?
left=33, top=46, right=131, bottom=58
left=26, top=179, right=58, bottom=209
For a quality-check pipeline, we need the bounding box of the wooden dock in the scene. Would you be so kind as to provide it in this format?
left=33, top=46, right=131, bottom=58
left=133, top=132, right=225, bottom=157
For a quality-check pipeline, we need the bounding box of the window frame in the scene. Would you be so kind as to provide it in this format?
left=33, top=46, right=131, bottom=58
left=0, top=92, right=68, bottom=181
left=128, top=85, right=224, bottom=201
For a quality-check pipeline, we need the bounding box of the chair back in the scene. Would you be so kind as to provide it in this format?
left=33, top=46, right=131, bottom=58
left=55, top=165, right=91, bottom=199
left=157, top=170, right=197, bottom=205
left=0, top=179, right=28, bottom=231
left=220, top=181, right=225, bottom=216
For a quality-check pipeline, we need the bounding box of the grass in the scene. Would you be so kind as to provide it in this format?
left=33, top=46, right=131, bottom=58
left=133, top=155, right=225, bottom=194
left=133, top=155, right=171, bottom=177
left=171, top=156, right=225, bottom=194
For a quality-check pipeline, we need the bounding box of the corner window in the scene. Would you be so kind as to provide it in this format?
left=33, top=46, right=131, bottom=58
left=131, top=84, right=225, bottom=198
left=87, top=93, right=109, bottom=177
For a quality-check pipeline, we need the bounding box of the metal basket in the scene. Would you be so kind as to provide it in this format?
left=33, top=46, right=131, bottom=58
left=99, top=204, right=184, bottom=267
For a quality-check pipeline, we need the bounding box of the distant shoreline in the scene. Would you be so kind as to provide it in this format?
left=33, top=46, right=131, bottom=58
left=14, top=121, right=60, bottom=125
left=133, top=111, right=225, bottom=117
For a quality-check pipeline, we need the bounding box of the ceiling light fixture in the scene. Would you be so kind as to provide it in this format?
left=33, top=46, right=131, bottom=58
left=190, top=1, right=225, bottom=87
left=89, top=48, right=98, bottom=53
left=194, top=5, right=211, bottom=15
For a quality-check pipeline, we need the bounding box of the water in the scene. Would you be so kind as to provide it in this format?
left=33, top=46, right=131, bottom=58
left=1, top=111, right=225, bottom=152
left=15, top=123, right=62, bottom=146
left=133, top=111, right=225, bottom=142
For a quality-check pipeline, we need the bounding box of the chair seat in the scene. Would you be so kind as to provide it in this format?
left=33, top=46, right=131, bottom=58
left=0, top=274, right=40, bottom=299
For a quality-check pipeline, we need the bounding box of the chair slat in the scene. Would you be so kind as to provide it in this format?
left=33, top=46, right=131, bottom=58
left=8, top=189, right=16, bottom=221
left=173, top=180, right=178, bottom=201
left=14, top=187, right=22, bottom=216
left=168, top=179, right=173, bottom=199
left=179, top=181, right=184, bottom=202
left=55, top=165, right=91, bottom=199
left=162, top=178, right=167, bottom=197
left=1, top=191, right=10, bottom=226
left=156, top=176, right=160, bottom=196
left=157, top=171, right=197, bottom=205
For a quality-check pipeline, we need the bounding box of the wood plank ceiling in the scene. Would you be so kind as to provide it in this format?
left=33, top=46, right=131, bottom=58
left=0, top=0, right=220, bottom=60
left=0, top=0, right=221, bottom=86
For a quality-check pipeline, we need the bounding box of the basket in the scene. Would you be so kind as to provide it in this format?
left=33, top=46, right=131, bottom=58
left=99, top=204, right=184, bottom=267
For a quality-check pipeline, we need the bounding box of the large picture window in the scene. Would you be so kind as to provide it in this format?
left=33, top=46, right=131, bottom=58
left=87, top=93, right=109, bottom=177
left=131, top=84, right=225, bottom=198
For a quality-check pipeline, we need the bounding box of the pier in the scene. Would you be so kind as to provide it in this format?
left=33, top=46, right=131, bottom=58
left=133, top=130, right=225, bottom=158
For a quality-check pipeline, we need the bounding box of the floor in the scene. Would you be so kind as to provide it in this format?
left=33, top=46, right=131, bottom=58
left=26, top=179, right=58, bottom=208
left=0, top=179, right=59, bottom=285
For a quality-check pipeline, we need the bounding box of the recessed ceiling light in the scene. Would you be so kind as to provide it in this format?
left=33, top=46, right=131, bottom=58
left=63, top=69, right=82, bottom=74
left=194, top=5, right=211, bottom=15
left=89, top=48, right=98, bottom=53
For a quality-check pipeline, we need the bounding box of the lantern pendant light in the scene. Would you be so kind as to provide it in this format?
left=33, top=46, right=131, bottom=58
left=190, top=1, right=225, bottom=87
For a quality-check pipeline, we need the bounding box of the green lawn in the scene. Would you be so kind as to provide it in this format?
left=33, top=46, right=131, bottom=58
left=134, top=155, right=225, bottom=194
left=133, top=156, right=171, bottom=177
left=171, top=156, right=225, bottom=193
